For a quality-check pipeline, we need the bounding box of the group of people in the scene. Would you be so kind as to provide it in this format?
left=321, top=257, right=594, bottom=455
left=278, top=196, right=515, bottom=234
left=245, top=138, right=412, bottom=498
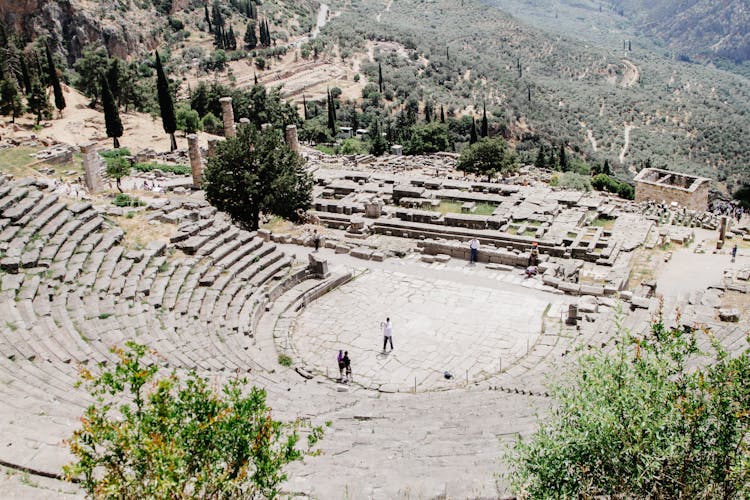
left=711, top=200, right=745, bottom=223
left=334, top=317, right=395, bottom=383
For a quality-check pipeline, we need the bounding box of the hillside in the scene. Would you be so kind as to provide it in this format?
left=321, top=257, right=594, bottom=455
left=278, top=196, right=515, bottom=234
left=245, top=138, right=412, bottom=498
left=319, top=0, right=750, bottom=191
left=610, top=0, right=750, bottom=64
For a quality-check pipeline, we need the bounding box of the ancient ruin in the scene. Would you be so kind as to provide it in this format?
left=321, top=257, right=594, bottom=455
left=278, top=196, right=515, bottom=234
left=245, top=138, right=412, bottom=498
left=634, top=167, right=710, bottom=211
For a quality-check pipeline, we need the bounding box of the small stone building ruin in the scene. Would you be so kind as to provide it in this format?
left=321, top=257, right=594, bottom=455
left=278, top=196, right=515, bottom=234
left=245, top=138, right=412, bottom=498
left=633, top=168, right=710, bottom=211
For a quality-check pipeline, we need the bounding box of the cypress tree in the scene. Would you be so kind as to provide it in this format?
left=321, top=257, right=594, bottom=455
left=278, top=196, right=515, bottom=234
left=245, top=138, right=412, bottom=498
left=27, top=78, right=50, bottom=124
left=480, top=102, right=488, bottom=137
left=227, top=25, right=236, bottom=50
left=45, top=42, right=65, bottom=116
left=0, top=79, right=24, bottom=123
left=302, top=95, right=308, bottom=121
left=106, top=58, right=122, bottom=106
left=439, top=104, right=445, bottom=123
left=534, top=145, right=546, bottom=170
left=154, top=51, right=177, bottom=151
left=559, top=144, right=568, bottom=171
left=378, top=62, right=383, bottom=93
left=101, top=75, right=122, bottom=148
left=253, top=72, right=258, bottom=85
left=19, top=57, right=31, bottom=95
left=204, top=3, right=212, bottom=33
left=469, top=117, right=478, bottom=144
left=424, top=101, right=432, bottom=122
left=603, top=159, right=611, bottom=175
left=326, top=89, right=336, bottom=135
left=244, top=21, right=257, bottom=49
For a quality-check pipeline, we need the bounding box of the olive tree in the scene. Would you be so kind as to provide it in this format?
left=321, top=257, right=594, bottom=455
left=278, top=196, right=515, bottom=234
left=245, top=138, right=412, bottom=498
left=65, top=342, right=322, bottom=498
left=511, top=314, right=750, bottom=498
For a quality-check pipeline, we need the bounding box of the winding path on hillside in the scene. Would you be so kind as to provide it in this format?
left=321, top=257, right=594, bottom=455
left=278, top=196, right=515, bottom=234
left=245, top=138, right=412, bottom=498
left=619, top=123, right=632, bottom=165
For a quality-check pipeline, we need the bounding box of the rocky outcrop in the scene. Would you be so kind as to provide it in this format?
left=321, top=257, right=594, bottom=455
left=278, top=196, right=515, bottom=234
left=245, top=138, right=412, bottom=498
left=1, top=0, right=160, bottom=65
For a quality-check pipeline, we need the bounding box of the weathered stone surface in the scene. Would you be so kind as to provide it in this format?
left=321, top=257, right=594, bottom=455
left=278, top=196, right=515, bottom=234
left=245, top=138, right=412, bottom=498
left=719, top=308, right=740, bottom=322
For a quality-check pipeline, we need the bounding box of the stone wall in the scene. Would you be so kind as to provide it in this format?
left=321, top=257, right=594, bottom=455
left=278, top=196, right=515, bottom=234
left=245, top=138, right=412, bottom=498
left=634, top=168, right=710, bottom=211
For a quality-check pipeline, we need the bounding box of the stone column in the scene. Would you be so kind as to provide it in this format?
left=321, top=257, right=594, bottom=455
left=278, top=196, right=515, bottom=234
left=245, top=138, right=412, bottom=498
left=285, top=124, right=300, bottom=153
left=207, top=138, right=218, bottom=158
left=719, top=216, right=728, bottom=242
left=219, top=97, right=236, bottom=138
left=187, top=134, right=203, bottom=188
left=80, top=141, right=101, bottom=192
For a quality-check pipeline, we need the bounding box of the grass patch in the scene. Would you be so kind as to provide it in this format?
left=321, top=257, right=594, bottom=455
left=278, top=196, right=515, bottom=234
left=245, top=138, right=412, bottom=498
left=278, top=354, right=292, bottom=367
left=134, top=162, right=191, bottom=175
left=523, top=228, right=538, bottom=237
left=433, top=200, right=497, bottom=216
left=98, top=313, right=112, bottom=320
left=0, top=147, right=42, bottom=176
left=591, top=217, right=616, bottom=230
left=314, top=144, right=336, bottom=155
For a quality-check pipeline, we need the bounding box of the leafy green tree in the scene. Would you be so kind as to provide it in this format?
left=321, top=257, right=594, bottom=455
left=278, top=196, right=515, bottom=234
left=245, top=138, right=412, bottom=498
left=300, top=116, right=331, bottom=144
left=45, top=42, right=65, bottom=116
left=64, top=342, right=323, bottom=498
left=105, top=153, right=130, bottom=193
left=404, top=122, right=451, bottom=154
left=176, top=104, right=202, bottom=134
left=27, top=78, right=51, bottom=124
left=339, top=137, right=366, bottom=155
left=456, top=137, right=516, bottom=181
left=73, top=46, right=109, bottom=105
left=511, top=315, right=750, bottom=498
left=200, top=111, right=222, bottom=134
left=155, top=50, right=178, bottom=151
left=0, top=79, right=24, bottom=122
left=204, top=124, right=312, bottom=230
left=101, top=75, right=123, bottom=149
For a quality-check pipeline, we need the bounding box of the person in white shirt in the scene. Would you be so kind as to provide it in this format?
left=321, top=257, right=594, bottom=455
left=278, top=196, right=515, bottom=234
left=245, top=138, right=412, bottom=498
left=469, top=238, right=479, bottom=264
left=382, top=317, right=393, bottom=352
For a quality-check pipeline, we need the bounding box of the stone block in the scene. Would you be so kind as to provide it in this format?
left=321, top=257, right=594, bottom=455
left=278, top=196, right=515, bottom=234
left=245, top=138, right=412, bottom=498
left=335, top=245, right=350, bottom=254
left=421, top=255, right=435, bottom=263
left=719, top=308, right=740, bottom=322
left=579, top=284, right=605, bottom=296
left=371, top=252, right=385, bottom=262
left=558, top=281, right=581, bottom=295
left=433, top=254, right=451, bottom=263
left=577, top=295, right=598, bottom=313
left=486, top=263, right=513, bottom=271
left=350, top=247, right=373, bottom=260
left=630, top=296, right=652, bottom=309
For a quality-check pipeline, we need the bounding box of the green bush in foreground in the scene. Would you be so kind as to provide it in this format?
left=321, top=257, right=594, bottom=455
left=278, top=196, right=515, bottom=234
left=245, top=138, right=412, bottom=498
left=511, top=314, right=750, bottom=498
left=64, top=342, right=323, bottom=498
left=112, top=193, right=144, bottom=207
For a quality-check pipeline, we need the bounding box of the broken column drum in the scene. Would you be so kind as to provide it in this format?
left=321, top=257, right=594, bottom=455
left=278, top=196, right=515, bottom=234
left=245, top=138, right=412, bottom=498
left=187, top=134, right=203, bottom=188
left=80, top=141, right=103, bottom=192
left=207, top=137, right=218, bottom=158
left=219, top=97, right=236, bottom=138
left=285, top=124, right=300, bottom=153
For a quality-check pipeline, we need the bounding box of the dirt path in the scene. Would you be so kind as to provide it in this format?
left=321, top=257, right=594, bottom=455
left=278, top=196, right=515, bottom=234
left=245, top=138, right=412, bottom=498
left=619, top=123, right=632, bottom=165
left=621, top=59, right=639, bottom=88
left=587, top=128, right=598, bottom=152
left=310, top=3, right=329, bottom=39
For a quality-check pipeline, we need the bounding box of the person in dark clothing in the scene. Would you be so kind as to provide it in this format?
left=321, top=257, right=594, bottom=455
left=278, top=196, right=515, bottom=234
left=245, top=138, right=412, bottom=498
left=343, top=351, right=351, bottom=381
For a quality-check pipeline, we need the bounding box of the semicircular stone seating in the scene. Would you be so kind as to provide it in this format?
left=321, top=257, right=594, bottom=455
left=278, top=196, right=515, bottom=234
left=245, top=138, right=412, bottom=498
left=0, top=175, right=306, bottom=472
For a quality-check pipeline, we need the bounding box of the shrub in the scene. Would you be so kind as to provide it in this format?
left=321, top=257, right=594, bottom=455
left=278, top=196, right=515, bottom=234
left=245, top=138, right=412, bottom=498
left=554, top=171, right=591, bottom=191
left=113, top=193, right=144, bottom=207
left=201, top=111, right=222, bottom=134
left=133, top=162, right=190, bottom=175
left=64, top=342, right=323, bottom=498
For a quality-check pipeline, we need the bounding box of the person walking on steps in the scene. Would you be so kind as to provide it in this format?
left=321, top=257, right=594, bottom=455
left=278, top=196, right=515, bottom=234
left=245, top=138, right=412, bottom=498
left=313, top=229, right=321, bottom=252
left=469, top=238, right=479, bottom=265
left=382, top=317, right=394, bottom=353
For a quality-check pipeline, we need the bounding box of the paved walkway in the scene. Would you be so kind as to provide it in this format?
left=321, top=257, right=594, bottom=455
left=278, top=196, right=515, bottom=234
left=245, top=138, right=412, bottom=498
left=280, top=244, right=570, bottom=392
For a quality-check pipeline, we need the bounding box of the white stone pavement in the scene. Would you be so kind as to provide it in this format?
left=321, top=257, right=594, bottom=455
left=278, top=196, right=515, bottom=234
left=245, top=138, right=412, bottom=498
left=278, top=243, right=572, bottom=393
